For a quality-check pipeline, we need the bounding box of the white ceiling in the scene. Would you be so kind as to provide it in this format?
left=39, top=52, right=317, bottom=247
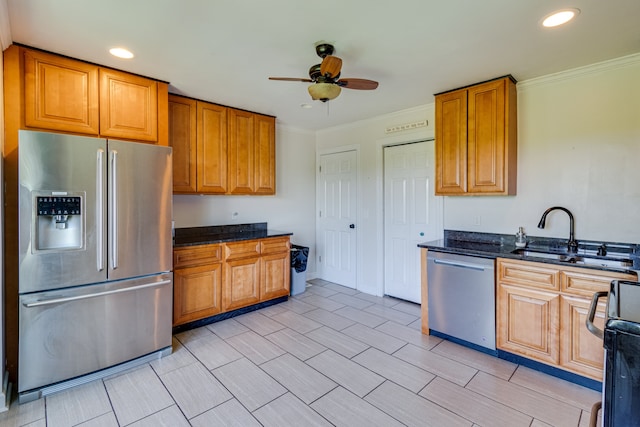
left=5, top=0, right=640, bottom=131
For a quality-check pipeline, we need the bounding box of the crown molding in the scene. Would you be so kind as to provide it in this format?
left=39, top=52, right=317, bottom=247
left=518, top=53, right=640, bottom=90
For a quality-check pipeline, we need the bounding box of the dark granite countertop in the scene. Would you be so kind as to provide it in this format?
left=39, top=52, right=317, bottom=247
left=418, top=230, right=640, bottom=275
left=174, top=223, right=293, bottom=248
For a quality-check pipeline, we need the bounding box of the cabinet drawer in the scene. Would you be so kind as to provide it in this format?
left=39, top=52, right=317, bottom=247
left=174, top=244, right=222, bottom=268
left=261, top=237, right=290, bottom=255
left=498, top=259, right=560, bottom=291
left=224, top=240, right=261, bottom=261
left=561, top=267, right=636, bottom=297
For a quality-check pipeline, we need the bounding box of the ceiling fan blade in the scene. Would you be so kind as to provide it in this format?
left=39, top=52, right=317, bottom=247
left=269, top=77, right=313, bottom=82
left=320, top=55, right=342, bottom=78
left=337, top=78, right=379, bottom=90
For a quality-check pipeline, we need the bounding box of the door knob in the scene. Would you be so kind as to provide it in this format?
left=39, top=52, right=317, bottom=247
left=349, top=224, right=355, bottom=229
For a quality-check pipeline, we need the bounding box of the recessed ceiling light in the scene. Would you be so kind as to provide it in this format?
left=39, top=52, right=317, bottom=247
left=300, top=103, right=312, bottom=109
left=542, top=8, right=580, bottom=27
left=109, top=47, right=134, bottom=59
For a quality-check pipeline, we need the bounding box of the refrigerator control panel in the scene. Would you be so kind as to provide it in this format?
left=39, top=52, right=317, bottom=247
left=37, top=196, right=82, bottom=215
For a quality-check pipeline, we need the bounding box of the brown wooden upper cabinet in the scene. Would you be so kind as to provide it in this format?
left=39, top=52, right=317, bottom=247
left=15, top=45, right=167, bottom=144
left=435, top=76, right=517, bottom=195
left=23, top=49, right=100, bottom=135
left=169, top=94, right=276, bottom=195
left=99, top=68, right=159, bottom=142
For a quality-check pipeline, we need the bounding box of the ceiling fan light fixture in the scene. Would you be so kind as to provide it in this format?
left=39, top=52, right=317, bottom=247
left=308, top=83, right=341, bottom=102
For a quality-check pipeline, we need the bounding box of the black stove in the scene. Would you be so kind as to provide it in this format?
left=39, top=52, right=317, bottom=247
left=589, top=280, right=640, bottom=427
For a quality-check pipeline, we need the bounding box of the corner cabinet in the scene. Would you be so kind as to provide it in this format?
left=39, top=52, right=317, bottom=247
left=435, top=76, right=517, bottom=195
left=169, top=94, right=275, bottom=195
left=13, top=45, right=167, bottom=145
left=496, top=258, right=635, bottom=381
left=172, top=236, right=290, bottom=326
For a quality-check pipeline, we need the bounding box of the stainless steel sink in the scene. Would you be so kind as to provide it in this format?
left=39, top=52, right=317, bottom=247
left=511, top=249, right=633, bottom=269
left=572, top=256, right=633, bottom=269
left=512, top=249, right=573, bottom=261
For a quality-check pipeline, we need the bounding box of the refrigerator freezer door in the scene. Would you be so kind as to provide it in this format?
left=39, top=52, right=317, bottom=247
left=107, top=140, right=172, bottom=280
left=18, top=273, right=173, bottom=393
left=19, top=130, right=108, bottom=293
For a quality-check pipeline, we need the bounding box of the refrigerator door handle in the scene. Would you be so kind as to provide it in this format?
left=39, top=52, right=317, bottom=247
left=110, top=149, right=118, bottom=270
left=96, top=149, right=105, bottom=272
left=23, top=279, right=172, bottom=308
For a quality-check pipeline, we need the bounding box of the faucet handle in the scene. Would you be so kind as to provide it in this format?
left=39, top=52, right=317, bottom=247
left=568, top=239, right=579, bottom=253
left=597, top=244, right=607, bottom=257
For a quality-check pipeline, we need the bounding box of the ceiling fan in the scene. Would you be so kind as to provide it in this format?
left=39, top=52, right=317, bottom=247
left=269, top=43, right=379, bottom=102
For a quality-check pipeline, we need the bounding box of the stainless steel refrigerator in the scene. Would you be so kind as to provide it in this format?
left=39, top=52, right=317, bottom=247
left=17, top=130, right=173, bottom=402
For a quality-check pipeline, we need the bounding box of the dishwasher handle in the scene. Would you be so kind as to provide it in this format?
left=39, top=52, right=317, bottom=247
left=432, top=258, right=489, bottom=272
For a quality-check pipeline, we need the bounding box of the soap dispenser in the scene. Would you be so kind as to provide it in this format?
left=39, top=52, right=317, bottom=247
left=515, top=227, right=527, bottom=248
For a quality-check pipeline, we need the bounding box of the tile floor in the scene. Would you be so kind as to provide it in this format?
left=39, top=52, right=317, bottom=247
left=0, top=279, right=601, bottom=427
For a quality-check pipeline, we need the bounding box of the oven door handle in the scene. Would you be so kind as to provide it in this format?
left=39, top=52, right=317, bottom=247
left=585, top=291, right=608, bottom=340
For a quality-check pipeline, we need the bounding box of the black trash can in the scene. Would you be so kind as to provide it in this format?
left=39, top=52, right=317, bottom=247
left=290, top=244, right=309, bottom=296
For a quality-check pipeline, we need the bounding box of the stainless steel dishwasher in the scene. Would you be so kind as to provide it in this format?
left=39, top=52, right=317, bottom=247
left=427, top=251, right=496, bottom=352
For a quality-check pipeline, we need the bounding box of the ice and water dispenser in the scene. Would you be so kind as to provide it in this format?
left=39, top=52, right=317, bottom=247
left=34, top=193, right=84, bottom=251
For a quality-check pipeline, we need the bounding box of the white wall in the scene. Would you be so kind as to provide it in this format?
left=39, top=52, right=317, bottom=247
left=173, top=124, right=318, bottom=274
left=444, top=53, right=640, bottom=243
left=316, top=106, right=436, bottom=295
left=315, top=53, right=640, bottom=296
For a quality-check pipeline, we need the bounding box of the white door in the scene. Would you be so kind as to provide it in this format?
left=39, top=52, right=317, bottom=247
left=384, top=141, right=442, bottom=303
left=317, top=150, right=357, bottom=288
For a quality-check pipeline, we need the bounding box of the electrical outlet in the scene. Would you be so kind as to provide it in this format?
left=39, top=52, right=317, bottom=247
left=474, top=215, right=481, bottom=226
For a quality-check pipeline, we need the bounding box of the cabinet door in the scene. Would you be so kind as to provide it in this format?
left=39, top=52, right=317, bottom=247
left=497, top=283, right=560, bottom=365
left=254, top=114, right=276, bottom=194
left=467, top=79, right=505, bottom=193
left=435, top=89, right=467, bottom=194
left=169, top=96, right=197, bottom=193
left=24, top=49, right=99, bottom=135
left=560, top=295, right=606, bottom=381
left=228, top=109, right=255, bottom=194
left=197, top=102, right=228, bottom=193
left=173, top=263, right=223, bottom=326
left=223, top=257, right=261, bottom=311
left=99, top=69, right=158, bottom=142
left=467, top=78, right=517, bottom=194
left=261, top=251, right=290, bottom=301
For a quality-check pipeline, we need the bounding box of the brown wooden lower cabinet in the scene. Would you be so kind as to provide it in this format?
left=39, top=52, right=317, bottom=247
left=173, top=236, right=290, bottom=326
left=174, top=263, right=223, bottom=326
left=261, top=252, right=291, bottom=301
left=559, top=294, right=608, bottom=379
left=223, top=256, right=261, bottom=311
left=497, top=283, right=560, bottom=365
left=496, top=258, right=635, bottom=381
